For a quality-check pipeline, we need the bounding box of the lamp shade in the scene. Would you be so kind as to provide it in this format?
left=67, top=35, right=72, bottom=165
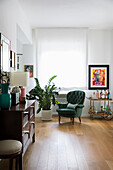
left=10, top=72, right=29, bottom=87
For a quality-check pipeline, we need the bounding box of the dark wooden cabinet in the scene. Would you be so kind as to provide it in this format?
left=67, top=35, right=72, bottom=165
left=0, top=100, right=35, bottom=169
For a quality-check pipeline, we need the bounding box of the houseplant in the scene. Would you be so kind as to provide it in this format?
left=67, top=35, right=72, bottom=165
left=26, top=75, right=60, bottom=120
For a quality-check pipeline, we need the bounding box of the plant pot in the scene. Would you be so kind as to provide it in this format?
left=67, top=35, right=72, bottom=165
left=51, top=104, right=59, bottom=113
left=41, top=110, right=52, bottom=120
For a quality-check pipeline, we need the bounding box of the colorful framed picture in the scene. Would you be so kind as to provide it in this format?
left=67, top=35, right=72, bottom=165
left=24, top=65, right=34, bottom=78
left=88, top=65, right=109, bottom=90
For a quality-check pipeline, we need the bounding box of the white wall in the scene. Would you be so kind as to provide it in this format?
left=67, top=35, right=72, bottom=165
left=88, top=30, right=111, bottom=64
left=84, top=29, right=112, bottom=117
left=23, top=31, right=37, bottom=93
left=33, top=28, right=113, bottom=117
left=0, top=0, right=32, bottom=52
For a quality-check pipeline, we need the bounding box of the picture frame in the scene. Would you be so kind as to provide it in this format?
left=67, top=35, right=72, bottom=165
left=0, top=33, right=10, bottom=73
left=17, top=54, right=23, bottom=70
left=10, top=50, right=15, bottom=68
left=88, top=65, right=109, bottom=90
left=24, top=65, right=34, bottom=78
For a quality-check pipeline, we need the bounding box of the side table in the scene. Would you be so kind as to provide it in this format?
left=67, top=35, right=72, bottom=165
left=87, top=97, right=113, bottom=120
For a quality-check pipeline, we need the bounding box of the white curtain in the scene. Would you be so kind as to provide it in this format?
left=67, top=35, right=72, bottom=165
left=37, top=28, right=87, bottom=91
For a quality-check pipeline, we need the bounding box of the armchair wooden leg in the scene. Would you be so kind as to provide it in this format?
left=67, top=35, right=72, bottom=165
left=79, top=117, right=81, bottom=123
left=59, top=116, right=61, bottom=125
left=72, top=118, right=74, bottom=125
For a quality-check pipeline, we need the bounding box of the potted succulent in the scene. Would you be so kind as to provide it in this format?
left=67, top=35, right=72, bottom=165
left=26, top=75, right=60, bottom=120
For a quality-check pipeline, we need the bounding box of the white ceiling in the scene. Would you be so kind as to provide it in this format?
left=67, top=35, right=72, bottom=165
left=19, top=0, right=113, bottom=29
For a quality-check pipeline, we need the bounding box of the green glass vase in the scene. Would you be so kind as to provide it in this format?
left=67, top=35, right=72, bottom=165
left=0, top=83, right=11, bottom=109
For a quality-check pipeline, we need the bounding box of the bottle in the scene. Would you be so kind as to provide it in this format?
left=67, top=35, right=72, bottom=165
left=108, top=90, right=110, bottom=99
left=102, top=90, right=105, bottom=99
left=96, top=90, right=99, bottom=99
left=105, top=90, right=108, bottom=99
left=93, top=91, right=96, bottom=99
left=100, top=90, right=102, bottom=99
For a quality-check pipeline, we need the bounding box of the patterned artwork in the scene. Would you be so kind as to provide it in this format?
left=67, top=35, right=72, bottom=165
left=24, top=65, right=34, bottom=78
left=89, top=65, right=109, bottom=90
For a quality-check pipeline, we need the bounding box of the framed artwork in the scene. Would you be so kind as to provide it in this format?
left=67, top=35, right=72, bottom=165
left=88, top=65, right=109, bottom=90
left=10, top=50, right=15, bottom=68
left=17, top=63, right=19, bottom=69
left=17, top=54, right=23, bottom=70
left=24, top=65, right=34, bottom=78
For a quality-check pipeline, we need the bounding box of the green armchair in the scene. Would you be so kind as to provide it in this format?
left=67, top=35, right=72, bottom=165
left=56, top=90, right=85, bottom=124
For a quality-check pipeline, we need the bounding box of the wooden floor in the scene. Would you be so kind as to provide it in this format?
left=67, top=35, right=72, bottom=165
left=23, top=116, right=113, bottom=170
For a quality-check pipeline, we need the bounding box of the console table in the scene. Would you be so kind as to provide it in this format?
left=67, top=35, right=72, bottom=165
left=0, top=100, right=35, bottom=170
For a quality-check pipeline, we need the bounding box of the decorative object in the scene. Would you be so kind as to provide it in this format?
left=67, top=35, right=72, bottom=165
left=0, top=71, right=11, bottom=109
left=88, top=65, right=109, bottom=90
left=24, top=65, right=34, bottom=78
left=10, top=50, right=15, bottom=68
left=12, top=86, right=20, bottom=93
left=11, top=72, right=29, bottom=103
left=11, top=92, right=20, bottom=105
left=0, top=71, right=10, bottom=83
left=26, top=75, right=60, bottom=120
left=0, top=83, right=11, bottom=109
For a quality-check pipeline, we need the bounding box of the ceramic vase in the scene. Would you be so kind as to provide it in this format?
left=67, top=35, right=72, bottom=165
left=0, top=83, right=11, bottom=109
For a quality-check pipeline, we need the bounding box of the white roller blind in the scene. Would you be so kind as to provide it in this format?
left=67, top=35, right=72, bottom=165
left=37, top=29, right=87, bottom=91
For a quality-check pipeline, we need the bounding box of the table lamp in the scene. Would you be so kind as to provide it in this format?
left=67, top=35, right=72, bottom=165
left=11, top=72, right=29, bottom=103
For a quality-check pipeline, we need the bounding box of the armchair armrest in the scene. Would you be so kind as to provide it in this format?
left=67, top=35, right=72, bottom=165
left=58, top=102, right=68, bottom=109
left=77, top=104, right=84, bottom=108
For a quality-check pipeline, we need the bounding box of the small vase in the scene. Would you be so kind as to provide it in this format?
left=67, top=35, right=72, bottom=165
left=0, top=83, right=11, bottom=109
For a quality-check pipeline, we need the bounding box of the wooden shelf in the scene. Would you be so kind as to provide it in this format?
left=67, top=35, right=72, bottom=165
left=86, top=97, right=112, bottom=101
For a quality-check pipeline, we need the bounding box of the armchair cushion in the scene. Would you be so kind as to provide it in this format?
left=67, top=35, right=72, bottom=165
left=67, top=103, right=78, bottom=109
left=56, top=108, right=75, bottom=117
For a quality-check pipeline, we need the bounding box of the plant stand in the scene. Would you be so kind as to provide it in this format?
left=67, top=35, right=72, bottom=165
left=41, top=110, right=52, bottom=120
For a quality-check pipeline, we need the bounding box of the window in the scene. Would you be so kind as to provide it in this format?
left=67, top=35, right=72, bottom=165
left=37, top=29, right=87, bottom=91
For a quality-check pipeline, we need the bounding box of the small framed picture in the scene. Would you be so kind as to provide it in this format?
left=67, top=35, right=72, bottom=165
left=24, top=65, right=34, bottom=78
left=88, top=65, right=109, bottom=90
left=17, top=64, right=19, bottom=69
left=17, top=56, right=19, bottom=62
left=10, top=50, right=15, bottom=68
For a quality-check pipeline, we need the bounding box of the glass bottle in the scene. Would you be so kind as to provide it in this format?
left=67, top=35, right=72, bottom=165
left=102, top=90, right=105, bottom=99
left=96, top=90, right=99, bottom=99
left=100, top=90, right=102, bottom=99
left=108, top=90, right=110, bottom=99
left=93, top=91, right=96, bottom=99
left=105, top=90, right=108, bottom=99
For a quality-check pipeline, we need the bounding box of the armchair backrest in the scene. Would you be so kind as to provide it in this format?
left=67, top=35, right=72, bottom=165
left=67, top=90, right=85, bottom=104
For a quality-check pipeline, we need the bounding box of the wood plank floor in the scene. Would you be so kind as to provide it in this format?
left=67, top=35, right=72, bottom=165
left=23, top=116, right=113, bottom=170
